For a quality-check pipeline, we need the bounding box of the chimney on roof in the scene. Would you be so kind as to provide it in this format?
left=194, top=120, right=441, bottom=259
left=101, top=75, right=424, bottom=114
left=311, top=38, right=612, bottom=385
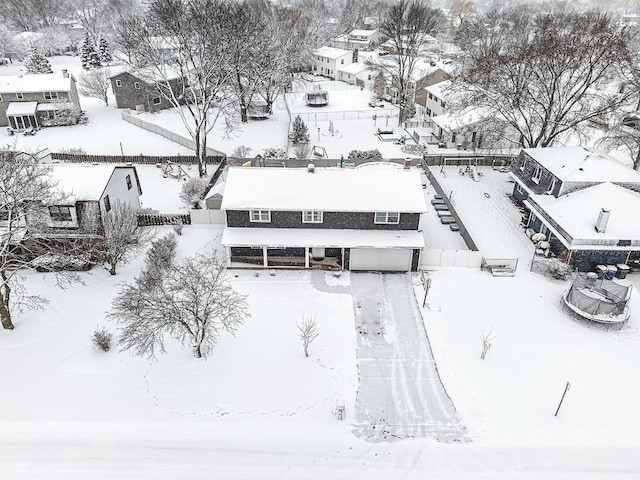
left=595, top=208, right=610, bottom=233
left=403, top=158, right=411, bottom=169
left=62, top=69, right=69, bottom=78
left=307, top=163, right=315, bottom=173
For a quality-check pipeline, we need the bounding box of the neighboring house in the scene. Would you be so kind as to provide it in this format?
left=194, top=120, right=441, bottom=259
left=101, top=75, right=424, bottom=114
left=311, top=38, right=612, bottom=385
left=310, top=47, right=353, bottom=81
left=379, top=34, right=440, bottom=56
left=333, top=29, right=382, bottom=51
left=220, top=164, right=427, bottom=272
left=33, top=164, right=142, bottom=240
left=110, top=66, right=185, bottom=113
left=0, top=70, right=82, bottom=129
left=337, top=62, right=375, bottom=88
left=510, top=147, right=640, bottom=270
left=414, top=79, right=450, bottom=119
left=524, top=183, right=640, bottom=271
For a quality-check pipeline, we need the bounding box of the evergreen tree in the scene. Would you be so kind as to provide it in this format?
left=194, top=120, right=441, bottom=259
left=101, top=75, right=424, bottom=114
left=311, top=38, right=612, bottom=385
left=80, top=33, right=101, bottom=70
left=98, top=37, right=112, bottom=65
left=24, top=43, right=52, bottom=74
left=291, top=115, right=309, bottom=145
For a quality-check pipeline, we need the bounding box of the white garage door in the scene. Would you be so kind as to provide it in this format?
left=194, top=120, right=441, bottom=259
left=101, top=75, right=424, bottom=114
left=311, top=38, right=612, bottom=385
left=349, top=248, right=413, bottom=272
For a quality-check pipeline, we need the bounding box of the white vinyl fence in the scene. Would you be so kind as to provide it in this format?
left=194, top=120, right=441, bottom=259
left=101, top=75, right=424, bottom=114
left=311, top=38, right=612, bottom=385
left=189, top=209, right=225, bottom=224
left=420, top=249, right=483, bottom=269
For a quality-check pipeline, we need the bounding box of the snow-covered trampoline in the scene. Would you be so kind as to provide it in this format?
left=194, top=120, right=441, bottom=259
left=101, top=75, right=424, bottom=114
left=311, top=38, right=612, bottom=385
left=563, top=273, right=632, bottom=326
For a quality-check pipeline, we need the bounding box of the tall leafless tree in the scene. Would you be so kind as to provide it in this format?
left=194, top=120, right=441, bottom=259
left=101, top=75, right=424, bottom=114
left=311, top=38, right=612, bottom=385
left=79, top=68, right=111, bottom=105
left=116, top=0, right=237, bottom=177
left=367, top=0, right=445, bottom=125
left=453, top=8, right=632, bottom=148
left=110, top=254, right=249, bottom=358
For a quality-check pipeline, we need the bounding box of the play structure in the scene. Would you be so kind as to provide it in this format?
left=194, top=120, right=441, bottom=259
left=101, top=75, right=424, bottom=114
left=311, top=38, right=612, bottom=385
left=161, top=160, right=190, bottom=181
left=563, top=272, right=632, bottom=327
left=311, top=145, right=328, bottom=158
left=305, top=89, right=329, bottom=106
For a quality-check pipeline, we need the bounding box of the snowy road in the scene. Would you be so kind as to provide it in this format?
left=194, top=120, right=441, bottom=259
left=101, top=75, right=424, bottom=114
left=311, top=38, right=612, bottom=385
left=351, top=273, right=466, bottom=441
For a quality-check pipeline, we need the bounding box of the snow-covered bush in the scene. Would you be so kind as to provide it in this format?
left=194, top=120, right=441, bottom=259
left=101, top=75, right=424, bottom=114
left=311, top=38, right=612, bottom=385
left=32, top=253, right=92, bottom=272
left=24, top=43, right=52, bottom=74
left=179, top=177, right=209, bottom=209
left=39, top=106, right=87, bottom=127
left=232, top=145, right=252, bottom=158
left=547, top=259, right=573, bottom=280
left=263, top=147, right=287, bottom=159
left=92, top=328, right=112, bottom=352
left=348, top=149, right=383, bottom=160
left=173, top=218, right=184, bottom=236
left=144, top=233, right=177, bottom=273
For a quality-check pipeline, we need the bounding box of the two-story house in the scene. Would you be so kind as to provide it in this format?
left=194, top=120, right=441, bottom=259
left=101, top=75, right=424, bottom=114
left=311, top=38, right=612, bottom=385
left=220, top=164, right=427, bottom=271
left=511, top=147, right=640, bottom=270
left=0, top=70, right=82, bottom=129
left=35, top=164, right=142, bottom=240
left=110, top=66, right=185, bottom=113
left=333, top=29, right=382, bottom=51
left=414, top=79, right=449, bottom=119
left=311, top=47, right=353, bottom=81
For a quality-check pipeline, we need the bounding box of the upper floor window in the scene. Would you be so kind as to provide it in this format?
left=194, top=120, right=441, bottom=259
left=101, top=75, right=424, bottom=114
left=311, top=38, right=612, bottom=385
left=546, top=177, right=556, bottom=195
left=115, top=79, right=122, bottom=87
left=153, top=97, right=161, bottom=105
left=302, top=210, right=323, bottom=223
left=16, top=93, right=23, bottom=100
left=519, top=158, right=526, bottom=171
left=126, top=174, right=132, bottom=190
left=103, top=195, right=111, bottom=212
left=134, top=82, right=140, bottom=90
left=249, top=209, right=270, bottom=222
left=532, top=165, right=542, bottom=184
left=0, top=94, right=3, bottom=102
left=340, top=59, right=344, bottom=64
left=43, top=91, right=59, bottom=100
left=374, top=212, right=400, bottom=224
left=49, top=205, right=73, bottom=222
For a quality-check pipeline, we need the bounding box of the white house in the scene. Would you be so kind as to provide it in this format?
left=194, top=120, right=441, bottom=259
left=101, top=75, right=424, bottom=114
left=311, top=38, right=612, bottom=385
left=220, top=164, right=427, bottom=272
left=311, top=47, right=353, bottom=81
left=337, top=62, right=375, bottom=88
left=417, top=79, right=450, bottom=119
left=333, top=29, right=382, bottom=51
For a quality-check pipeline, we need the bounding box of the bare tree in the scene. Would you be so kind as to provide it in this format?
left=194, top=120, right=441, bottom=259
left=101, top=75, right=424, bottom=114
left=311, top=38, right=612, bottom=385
left=453, top=9, right=632, bottom=148
left=99, top=200, right=153, bottom=275
left=79, top=68, right=111, bottom=106
left=480, top=329, right=494, bottom=360
left=297, top=314, right=319, bottom=358
left=115, top=0, right=237, bottom=177
left=110, top=254, right=249, bottom=358
left=1, top=0, right=72, bottom=31
left=0, top=150, right=82, bottom=330
left=367, top=0, right=445, bottom=125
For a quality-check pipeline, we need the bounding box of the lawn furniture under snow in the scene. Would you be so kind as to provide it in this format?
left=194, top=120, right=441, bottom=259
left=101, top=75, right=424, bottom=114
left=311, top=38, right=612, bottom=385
left=563, top=273, right=632, bottom=327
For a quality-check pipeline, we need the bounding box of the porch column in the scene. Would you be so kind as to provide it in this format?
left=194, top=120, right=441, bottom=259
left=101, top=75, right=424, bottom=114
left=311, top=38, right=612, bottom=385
left=305, top=247, right=310, bottom=268
left=225, top=246, right=231, bottom=268
left=341, top=248, right=345, bottom=270
left=262, top=246, right=268, bottom=268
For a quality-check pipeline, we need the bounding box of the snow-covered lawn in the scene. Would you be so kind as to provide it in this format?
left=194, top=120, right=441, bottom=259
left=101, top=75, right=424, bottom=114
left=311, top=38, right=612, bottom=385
left=419, top=268, right=640, bottom=449
left=0, top=56, right=193, bottom=155
left=0, top=225, right=356, bottom=425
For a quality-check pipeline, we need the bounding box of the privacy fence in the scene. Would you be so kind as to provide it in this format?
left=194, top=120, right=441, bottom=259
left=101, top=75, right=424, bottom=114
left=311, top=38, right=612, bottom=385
left=50, top=152, right=224, bottom=165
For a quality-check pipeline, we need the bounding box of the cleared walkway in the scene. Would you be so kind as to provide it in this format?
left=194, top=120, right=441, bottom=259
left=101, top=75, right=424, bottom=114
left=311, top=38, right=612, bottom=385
left=351, top=273, right=466, bottom=441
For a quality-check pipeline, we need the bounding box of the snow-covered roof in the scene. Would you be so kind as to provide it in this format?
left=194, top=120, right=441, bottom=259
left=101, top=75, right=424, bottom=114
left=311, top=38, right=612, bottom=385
left=425, top=80, right=452, bottom=101
left=349, top=29, right=377, bottom=39
left=36, top=102, right=75, bottom=111
left=6, top=102, right=37, bottom=116
left=221, top=165, right=428, bottom=213
left=528, top=183, right=640, bottom=245
left=204, top=180, right=225, bottom=200
left=50, top=164, right=118, bottom=202
left=111, top=65, right=184, bottom=83
left=222, top=227, right=425, bottom=249
left=431, top=106, right=492, bottom=132
left=314, top=46, right=352, bottom=60
left=522, top=147, right=640, bottom=184
left=0, top=73, right=74, bottom=94
left=337, top=62, right=369, bottom=75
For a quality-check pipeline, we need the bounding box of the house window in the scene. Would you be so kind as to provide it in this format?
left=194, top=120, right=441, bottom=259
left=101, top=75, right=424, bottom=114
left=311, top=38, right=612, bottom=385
left=115, top=79, right=122, bottom=87
left=374, top=212, right=400, bottom=224
left=249, top=209, right=270, bottom=222
left=103, top=195, right=111, bottom=212
left=441, top=101, right=446, bottom=109
left=126, top=174, right=132, bottom=190
left=302, top=210, right=323, bottom=223
left=134, top=82, right=140, bottom=90
left=514, top=183, right=524, bottom=195
left=532, top=165, right=542, bottom=184
left=49, top=206, right=73, bottom=222
left=340, top=59, right=344, bottom=64
left=16, top=93, right=23, bottom=100
left=0, top=208, right=9, bottom=222
left=546, top=177, right=556, bottom=195
left=451, top=132, right=457, bottom=143
left=43, top=91, right=59, bottom=100
left=520, top=158, right=526, bottom=171
left=0, top=94, right=3, bottom=102
left=153, top=97, right=161, bottom=105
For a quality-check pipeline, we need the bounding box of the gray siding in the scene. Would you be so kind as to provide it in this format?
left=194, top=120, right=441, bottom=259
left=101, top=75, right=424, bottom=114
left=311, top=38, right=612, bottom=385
left=570, top=250, right=629, bottom=272
left=111, top=72, right=184, bottom=113
left=226, top=210, right=420, bottom=230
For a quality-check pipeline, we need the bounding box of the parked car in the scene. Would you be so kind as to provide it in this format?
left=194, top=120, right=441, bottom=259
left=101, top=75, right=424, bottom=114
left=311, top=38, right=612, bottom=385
left=368, top=98, right=384, bottom=108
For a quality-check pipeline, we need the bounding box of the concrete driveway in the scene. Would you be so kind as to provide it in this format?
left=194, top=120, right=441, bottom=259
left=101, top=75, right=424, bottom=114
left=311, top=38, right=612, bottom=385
left=350, top=273, right=466, bottom=441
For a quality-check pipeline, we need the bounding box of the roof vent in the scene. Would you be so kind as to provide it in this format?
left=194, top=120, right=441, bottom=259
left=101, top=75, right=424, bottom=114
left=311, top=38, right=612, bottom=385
left=595, top=208, right=610, bottom=233
left=307, top=163, right=315, bottom=173
left=62, top=69, right=69, bottom=78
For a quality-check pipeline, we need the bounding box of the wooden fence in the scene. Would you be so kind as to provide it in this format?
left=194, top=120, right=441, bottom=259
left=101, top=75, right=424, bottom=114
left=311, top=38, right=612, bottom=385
left=137, top=213, right=191, bottom=226
left=423, top=153, right=516, bottom=167
left=50, top=152, right=224, bottom=165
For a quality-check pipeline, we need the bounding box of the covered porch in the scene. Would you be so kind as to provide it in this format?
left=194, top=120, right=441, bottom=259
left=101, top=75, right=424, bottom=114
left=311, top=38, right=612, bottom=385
left=221, top=227, right=425, bottom=271
left=6, top=102, right=39, bottom=131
